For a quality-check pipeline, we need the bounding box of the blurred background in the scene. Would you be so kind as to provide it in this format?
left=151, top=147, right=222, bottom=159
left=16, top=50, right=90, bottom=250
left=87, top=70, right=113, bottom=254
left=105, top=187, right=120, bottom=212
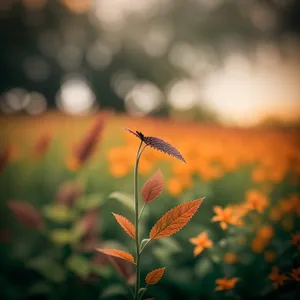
left=0, top=1, right=300, bottom=300
left=0, top=0, right=300, bottom=126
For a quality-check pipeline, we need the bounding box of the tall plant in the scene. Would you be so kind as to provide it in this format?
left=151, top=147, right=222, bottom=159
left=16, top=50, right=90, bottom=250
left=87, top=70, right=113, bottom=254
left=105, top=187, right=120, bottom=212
left=97, top=129, right=204, bottom=300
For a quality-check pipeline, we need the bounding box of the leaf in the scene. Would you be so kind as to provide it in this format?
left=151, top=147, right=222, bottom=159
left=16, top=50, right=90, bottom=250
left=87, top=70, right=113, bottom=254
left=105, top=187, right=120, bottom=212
left=76, top=193, right=105, bottom=211
left=144, top=136, right=186, bottom=163
left=28, top=282, right=52, bottom=296
left=142, top=170, right=164, bottom=203
left=43, top=205, right=76, bottom=223
left=7, top=200, right=44, bottom=229
left=158, top=237, right=182, bottom=253
left=145, top=267, right=165, bottom=285
left=50, top=229, right=72, bottom=245
left=124, top=128, right=186, bottom=162
left=96, top=248, right=135, bottom=264
left=112, top=213, right=135, bottom=239
left=66, top=255, right=91, bottom=278
left=26, top=257, right=66, bottom=283
left=149, top=198, right=204, bottom=240
left=109, top=192, right=134, bottom=212
left=100, top=284, right=127, bottom=298
left=144, top=298, right=154, bottom=300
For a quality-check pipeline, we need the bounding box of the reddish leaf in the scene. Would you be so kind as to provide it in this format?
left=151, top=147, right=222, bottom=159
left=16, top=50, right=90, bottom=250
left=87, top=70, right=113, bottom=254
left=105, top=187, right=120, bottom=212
left=96, top=248, right=135, bottom=264
left=7, top=200, right=44, bottom=229
left=149, top=198, right=204, bottom=240
left=142, top=170, right=164, bottom=203
left=145, top=267, right=165, bottom=285
left=107, top=256, right=135, bottom=283
left=112, top=213, right=135, bottom=239
left=144, top=298, right=154, bottom=300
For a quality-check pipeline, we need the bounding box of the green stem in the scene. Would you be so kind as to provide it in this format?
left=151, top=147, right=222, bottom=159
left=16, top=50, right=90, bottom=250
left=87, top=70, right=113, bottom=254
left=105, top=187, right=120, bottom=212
left=138, top=203, right=147, bottom=221
left=134, top=141, right=143, bottom=300
left=138, top=284, right=149, bottom=300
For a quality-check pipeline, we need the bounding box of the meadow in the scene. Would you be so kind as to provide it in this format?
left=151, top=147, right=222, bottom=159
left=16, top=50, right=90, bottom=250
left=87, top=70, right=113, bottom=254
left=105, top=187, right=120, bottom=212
left=0, top=112, right=299, bottom=300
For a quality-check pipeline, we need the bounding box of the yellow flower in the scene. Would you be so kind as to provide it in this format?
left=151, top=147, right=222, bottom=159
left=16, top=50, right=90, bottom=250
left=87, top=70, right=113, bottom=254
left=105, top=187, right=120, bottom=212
left=189, top=232, right=213, bottom=256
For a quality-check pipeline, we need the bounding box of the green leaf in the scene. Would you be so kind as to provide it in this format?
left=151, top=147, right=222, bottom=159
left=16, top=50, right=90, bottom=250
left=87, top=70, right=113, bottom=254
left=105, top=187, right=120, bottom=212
left=43, top=205, right=76, bottom=223
left=158, top=237, right=182, bottom=253
left=109, top=192, right=134, bottom=212
left=100, top=284, right=127, bottom=298
left=26, top=257, right=66, bottom=283
left=76, top=193, right=106, bottom=211
left=70, top=223, right=86, bottom=245
left=27, top=282, right=51, bottom=295
left=153, top=246, right=171, bottom=264
left=195, top=257, right=213, bottom=277
left=50, top=229, right=72, bottom=245
left=66, top=255, right=90, bottom=278
left=91, top=264, right=113, bottom=277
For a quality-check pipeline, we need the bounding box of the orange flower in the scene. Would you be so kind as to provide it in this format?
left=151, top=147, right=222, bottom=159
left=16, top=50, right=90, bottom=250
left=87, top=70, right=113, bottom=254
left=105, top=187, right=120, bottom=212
left=251, top=237, right=267, bottom=253
left=189, top=232, right=213, bottom=256
left=257, top=225, right=274, bottom=240
left=215, top=277, right=239, bottom=291
left=268, top=266, right=289, bottom=289
left=280, top=194, right=300, bottom=217
left=224, top=252, right=238, bottom=264
left=211, top=206, right=241, bottom=230
left=290, top=268, right=300, bottom=281
left=245, top=189, right=269, bottom=213
left=291, top=233, right=300, bottom=247
left=264, top=251, right=277, bottom=263
left=167, top=178, right=184, bottom=196
left=109, top=163, right=130, bottom=178
left=252, top=166, right=266, bottom=183
left=269, top=207, right=283, bottom=222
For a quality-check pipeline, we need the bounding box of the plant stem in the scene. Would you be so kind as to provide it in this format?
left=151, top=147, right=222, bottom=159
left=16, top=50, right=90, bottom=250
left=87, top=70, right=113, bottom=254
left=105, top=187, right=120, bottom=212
left=138, top=203, right=147, bottom=221
left=138, top=284, right=149, bottom=300
left=134, top=141, right=143, bottom=300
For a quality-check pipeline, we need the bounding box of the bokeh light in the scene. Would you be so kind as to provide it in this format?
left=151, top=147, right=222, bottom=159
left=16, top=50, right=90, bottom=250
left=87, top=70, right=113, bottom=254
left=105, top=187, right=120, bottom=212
left=56, top=76, right=96, bottom=115
left=125, top=81, right=163, bottom=116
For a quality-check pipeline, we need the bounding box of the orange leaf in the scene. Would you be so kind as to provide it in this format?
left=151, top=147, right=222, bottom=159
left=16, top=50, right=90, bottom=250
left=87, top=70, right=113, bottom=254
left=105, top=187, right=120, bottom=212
left=144, top=298, right=154, bottom=300
left=112, top=213, right=135, bottom=239
left=149, top=198, right=204, bottom=240
left=96, top=248, right=135, bottom=264
left=145, top=267, right=165, bottom=285
left=142, top=170, right=164, bottom=203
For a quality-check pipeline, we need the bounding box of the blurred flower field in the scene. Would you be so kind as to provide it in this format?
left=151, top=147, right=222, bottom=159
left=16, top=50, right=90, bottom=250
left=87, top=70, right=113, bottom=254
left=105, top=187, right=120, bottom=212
left=0, top=112, right=299, bottom=300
